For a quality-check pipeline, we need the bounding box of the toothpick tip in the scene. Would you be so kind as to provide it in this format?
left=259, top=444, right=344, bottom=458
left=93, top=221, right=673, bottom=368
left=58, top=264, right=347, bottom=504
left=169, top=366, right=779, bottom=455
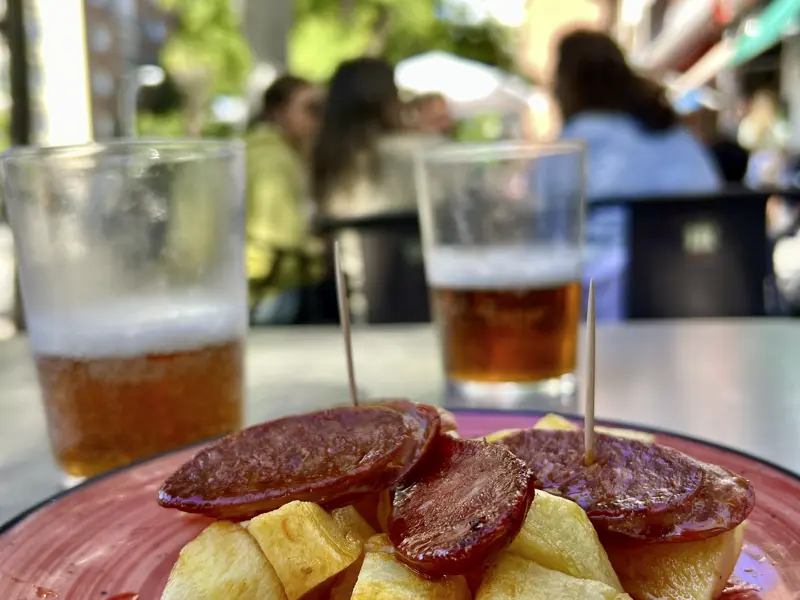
left=334, top=240, right=359, bottom=407
left=584, top=278, right=597, bottom=466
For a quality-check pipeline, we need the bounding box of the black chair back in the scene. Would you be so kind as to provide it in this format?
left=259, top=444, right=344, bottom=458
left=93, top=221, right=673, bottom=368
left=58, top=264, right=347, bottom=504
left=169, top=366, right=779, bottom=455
left=318, top=191, right=776, bottom=323
left=594, top=191, right=770, bottom=319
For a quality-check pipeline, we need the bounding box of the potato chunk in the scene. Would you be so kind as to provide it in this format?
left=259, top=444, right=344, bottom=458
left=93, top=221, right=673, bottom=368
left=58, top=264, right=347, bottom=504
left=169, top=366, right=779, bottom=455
left=605, top=523, right=745, bottom=600
left=595, top=426, right=655, bottom=444
left=534, top=413, right=656, bottom=442
left=161, top=521, right=287, bottom=600
left=481, top=429, right=523, bottom=443
left=331, top=505, right=376, bottom=545
left=247, top=501, right=361, bottom=600
left=508, top=490, right=623, bottom=591
left=533, top=413, right=577, bottom=431
left=476, top=553, right=630, bottom=600
left=351, top=534, right=471, bottom=600
left=326, top=506, right=377, bottom=600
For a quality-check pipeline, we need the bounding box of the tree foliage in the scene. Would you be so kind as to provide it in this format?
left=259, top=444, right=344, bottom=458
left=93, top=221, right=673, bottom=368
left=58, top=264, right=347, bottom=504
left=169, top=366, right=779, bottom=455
left=159, top=0, right=251, bottom=95
left=155, top=0, right=252, bottom=135
left=290, top=0, right=515, bottom=82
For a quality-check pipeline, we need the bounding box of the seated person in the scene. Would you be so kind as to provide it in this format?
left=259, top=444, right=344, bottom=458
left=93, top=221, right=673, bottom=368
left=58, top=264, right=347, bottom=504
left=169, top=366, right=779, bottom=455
left=554, top=30, right=722, bottom=321
left=246, top=75, right=325, bottom=325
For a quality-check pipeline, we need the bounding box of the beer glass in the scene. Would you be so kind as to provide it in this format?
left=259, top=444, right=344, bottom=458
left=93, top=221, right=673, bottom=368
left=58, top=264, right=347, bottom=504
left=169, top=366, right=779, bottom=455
left=417, top=141, right=585, bottom=407
left=2, top=140, right=247, bottom=480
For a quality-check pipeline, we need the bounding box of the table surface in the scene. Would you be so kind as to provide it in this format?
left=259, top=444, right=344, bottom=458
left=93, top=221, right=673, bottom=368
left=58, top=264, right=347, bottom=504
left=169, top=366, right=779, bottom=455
left=2, top=320, right=800, bottom=526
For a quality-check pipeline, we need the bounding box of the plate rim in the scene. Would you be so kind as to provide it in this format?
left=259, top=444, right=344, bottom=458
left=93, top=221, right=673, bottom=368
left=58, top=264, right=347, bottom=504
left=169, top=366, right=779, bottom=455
left=3, top=408, right=798, bottom=538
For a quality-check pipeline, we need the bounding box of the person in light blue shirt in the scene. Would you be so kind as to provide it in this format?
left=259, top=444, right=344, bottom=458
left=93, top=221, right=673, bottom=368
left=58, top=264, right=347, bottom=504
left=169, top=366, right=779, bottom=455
left=554, top=30, right=722, bottom=320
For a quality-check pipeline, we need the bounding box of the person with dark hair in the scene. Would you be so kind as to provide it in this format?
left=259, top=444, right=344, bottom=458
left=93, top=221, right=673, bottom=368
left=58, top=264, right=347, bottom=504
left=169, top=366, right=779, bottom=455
left=555, top=30, right=721, bottom=196
left=311, top=57, right=404, bottom=213
left=311, top=57, right=443, bottom=322
left=552, top=30, right=722, bottom=322
left=246, top=75, right=324, bottom=325
left=252, top=74, right=321, bottom=155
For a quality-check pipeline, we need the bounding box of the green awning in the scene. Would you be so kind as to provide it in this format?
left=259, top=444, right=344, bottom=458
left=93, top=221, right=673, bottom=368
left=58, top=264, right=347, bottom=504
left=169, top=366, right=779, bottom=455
left=732, top=0, right=800, bottom=65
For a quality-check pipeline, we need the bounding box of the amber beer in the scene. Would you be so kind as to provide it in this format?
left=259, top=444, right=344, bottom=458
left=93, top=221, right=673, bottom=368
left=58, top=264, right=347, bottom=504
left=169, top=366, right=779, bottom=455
left=429, top=249, right=581, bottom=384
left=31, top=305, right=244, bottom=478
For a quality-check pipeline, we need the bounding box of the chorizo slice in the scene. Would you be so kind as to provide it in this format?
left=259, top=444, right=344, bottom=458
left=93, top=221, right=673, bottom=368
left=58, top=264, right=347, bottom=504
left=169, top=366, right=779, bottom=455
left=624, top=462, right=755, bottom=543
left=380, top=400, right=442, bottom=481
left=320, top=401, right=441, bottom=510
left=158, top=403, right=439, bottom=520
left=500, top=429, right=753, bottom=542
left=388, top=436, right=535, bottom=578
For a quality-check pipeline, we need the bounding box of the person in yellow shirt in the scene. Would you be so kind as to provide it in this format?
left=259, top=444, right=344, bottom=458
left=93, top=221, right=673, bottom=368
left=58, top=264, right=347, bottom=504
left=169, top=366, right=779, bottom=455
left=246, top=75, right=325, bottom=324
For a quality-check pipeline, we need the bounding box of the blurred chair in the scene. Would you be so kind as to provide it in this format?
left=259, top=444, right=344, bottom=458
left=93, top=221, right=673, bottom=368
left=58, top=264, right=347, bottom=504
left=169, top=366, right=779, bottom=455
left=316, top=212, right=430, bottom=324
left=317, top=191, right=777, bottom=323
left=594, top=190, right=772, bottom=319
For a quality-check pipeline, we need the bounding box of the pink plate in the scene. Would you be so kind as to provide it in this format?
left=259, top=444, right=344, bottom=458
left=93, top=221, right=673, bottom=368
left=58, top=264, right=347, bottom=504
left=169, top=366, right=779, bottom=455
left=1, top=410, right=799, bottom=599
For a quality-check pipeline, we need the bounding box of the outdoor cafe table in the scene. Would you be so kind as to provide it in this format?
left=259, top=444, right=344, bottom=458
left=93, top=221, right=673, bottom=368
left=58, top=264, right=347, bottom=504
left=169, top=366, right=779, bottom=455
left=2, top=319, right=800, bottom=525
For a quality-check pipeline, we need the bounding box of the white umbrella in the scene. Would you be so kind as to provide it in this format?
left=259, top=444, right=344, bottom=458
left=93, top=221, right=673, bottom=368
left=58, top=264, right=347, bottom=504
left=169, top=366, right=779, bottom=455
left=396, top=51, right=536, bottom=118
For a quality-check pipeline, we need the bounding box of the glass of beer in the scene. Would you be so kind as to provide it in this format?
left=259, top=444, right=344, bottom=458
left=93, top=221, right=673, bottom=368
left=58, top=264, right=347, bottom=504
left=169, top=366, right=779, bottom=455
left=416, top=141, right=585, bottom=408
left=2, top=140, right=246, bottom=481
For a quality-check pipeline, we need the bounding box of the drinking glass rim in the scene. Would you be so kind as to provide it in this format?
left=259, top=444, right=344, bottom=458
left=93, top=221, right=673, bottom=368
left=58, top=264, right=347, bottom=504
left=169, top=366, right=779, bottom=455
left=1, top=138, right=244, bottom=166
left=421, top=140, right=585, bottom=164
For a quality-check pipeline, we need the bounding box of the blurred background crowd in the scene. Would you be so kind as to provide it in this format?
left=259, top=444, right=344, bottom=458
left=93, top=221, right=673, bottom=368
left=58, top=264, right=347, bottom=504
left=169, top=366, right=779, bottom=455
left=2, top=0, right=800, bottom=330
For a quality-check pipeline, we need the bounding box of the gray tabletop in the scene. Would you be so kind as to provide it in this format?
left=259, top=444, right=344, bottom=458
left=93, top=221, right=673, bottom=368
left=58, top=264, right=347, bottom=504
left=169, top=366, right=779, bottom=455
left=2, top=320, right=800, bottom=526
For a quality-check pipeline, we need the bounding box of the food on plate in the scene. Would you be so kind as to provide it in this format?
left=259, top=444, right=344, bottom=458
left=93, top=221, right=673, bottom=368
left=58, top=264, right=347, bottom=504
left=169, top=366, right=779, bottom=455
left=351, top=489, right=392, bottom=534
left=533, top=412, right=656, bottom=443
left=158, top=403, right=440, bottom=520
left=388, top=436, right=535, bottom=577
left=533, top=413, right=576, bottom=431
left=507, top=490, right=623, bottom=591
left=605, top=523, right=745, bottom=600
left=481, top=429, right=523, bottom=443
left=436, top=406, right=459, bottom=434
left=331, top=505, right=376, bottom=545
left=247, top=501, right=362, bottom=600
left=350, top=534, right=471, bottom=600
left=160, top=521, right=287, bottom=600
left=595, top=426, right=655, bottom=444
left=372, top=400, right=443, bottom=481
left=475, top=553, right=631, bottom=600
left=499, top=428, right=755, bottom=542
left=328, top=558, right=366, bottom=600
left=157, top=405, right=755, bottom=600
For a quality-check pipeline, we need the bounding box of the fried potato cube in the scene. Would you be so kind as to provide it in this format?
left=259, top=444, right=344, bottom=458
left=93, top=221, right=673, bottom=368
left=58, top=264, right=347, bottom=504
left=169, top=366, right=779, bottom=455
left=534, top=413, right=576, bottom=431
left=161, top=521, right=287, bottom=600
left=317, top=508, right=374, bottom=600
left=535, top=413, right=656, bottom=443
left=605, top=523, right=745, bottom=600
left=508, top=490, right=623, bottom=591
left=482, top=428, right=523, bottom=443
left=248, top=501, right=361, bottom=600
left=476, top=553, right=630, bottom=600
left=351, top=534, right=471, bottom=600
left=595, top=426, right=655, bottom=444
left=331, top=505, right=376, bottom=544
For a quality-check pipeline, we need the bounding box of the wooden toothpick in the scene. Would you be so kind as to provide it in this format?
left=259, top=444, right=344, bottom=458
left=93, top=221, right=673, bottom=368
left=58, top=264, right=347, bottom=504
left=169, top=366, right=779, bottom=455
left=584, top=279, right=596, bottom=466
left=334, top=240, right=359, bottom=407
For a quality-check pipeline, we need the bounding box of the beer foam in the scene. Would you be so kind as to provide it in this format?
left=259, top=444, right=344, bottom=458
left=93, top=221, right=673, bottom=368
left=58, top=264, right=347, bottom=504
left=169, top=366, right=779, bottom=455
left=28, top=296, right=245, bottom=359
left=426, top=245, right=582, bottom=290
